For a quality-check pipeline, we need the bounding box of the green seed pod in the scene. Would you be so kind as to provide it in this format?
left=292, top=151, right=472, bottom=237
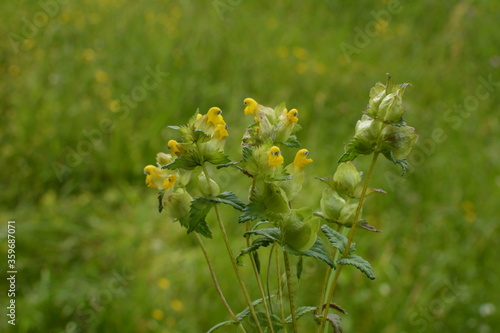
left=352, top=115, right=383, bottom=155
left=379, top=84, right=408, bottom=124
left=333, top=162, right=361, bottom=197
left=282, top=208, right=320, bottom=252
left=379, top=124, right=418, bottom=160
left=198, top=173, right=220, bottom=196
left=338, top=203, right=360, bottom=226
left=163, top=190, right=193, bottom=220
left=263, top=181, right=290, bottom=214
left=320, top=187, right=346, bottom=220
left=366, top=82, right=387, bottom=117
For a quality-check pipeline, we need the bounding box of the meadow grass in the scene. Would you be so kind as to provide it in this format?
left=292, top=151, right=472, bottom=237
left=1, top=0, right=499, bottom=332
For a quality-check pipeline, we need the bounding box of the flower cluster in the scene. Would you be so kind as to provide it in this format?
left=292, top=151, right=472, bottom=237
left=340, top=75, right=418, bottom=174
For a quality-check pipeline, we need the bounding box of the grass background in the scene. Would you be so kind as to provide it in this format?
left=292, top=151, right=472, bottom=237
left=1, top=0, right=499, bottom=332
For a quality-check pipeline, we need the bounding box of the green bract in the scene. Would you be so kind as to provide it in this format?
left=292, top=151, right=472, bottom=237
left=281, top=208, right=320, bottom=252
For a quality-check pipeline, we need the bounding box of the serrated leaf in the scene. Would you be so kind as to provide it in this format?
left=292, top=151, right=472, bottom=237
left=236, top=296, right=274, bottom=321
left=216, top=161, right=240, bottom=169
left=205, top=150, right=231, bottom=166
left=321, top=303, right=348, bottom=315
left=244, top=228, right=281, bottom=242
left=338, top=149, right=358, bottom=163
left=213, top=192, right=246, bottom=211
left=187, top=197, right=214, bottom=238
left=256, top=312, right=283, bottom=332
left=337, top=254, right=375, bottom=280
left=285, top=306, right=316, bottom=324
left=239, top=196, right=269, bottom=223
left=321, top=224, right=348, bottom=254
left=285, top=238, right=335, bottom=269
left=165, top=152, right=202, bottom=170
left=326, top=313, right=343, bottom=333
left=167, top=125, right=181, bottom=130
left=190, top=130, right=211, bottom=143
left=281, top=135, right=301, bottom=148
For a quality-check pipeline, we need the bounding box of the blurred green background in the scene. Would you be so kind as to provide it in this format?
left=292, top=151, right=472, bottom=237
left=1, top=0, right=499, bottom=332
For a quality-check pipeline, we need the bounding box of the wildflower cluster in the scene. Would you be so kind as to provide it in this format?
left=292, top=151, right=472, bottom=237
left=142, top=75, right=418, bottom=333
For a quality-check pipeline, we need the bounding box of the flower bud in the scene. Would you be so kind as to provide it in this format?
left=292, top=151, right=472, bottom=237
left=379, top=124, right=418, bottom=160
left=333, top=162, right=361, bottom=197
left=320, top=187, right=346, bottom=220
left=281, top=208, right=320, bottom=252
left=156, top=152, right=173, bottom=166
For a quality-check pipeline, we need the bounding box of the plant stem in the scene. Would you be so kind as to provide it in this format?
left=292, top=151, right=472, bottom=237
left=319, top=152, right=380, bottom=332
left=315, top=224, right=343, bottom=321
left=201, top=164, right=263, bottom=333
left=246, top=221, right=276, bottom=332
left=276, top=246, right=287, bottom=333
left=283, top=250, right=298, bottom=333
left=194, top=232, right=247, bottom=333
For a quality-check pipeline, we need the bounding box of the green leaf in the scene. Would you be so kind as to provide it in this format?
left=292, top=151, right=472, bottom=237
left=256, top=312, right=283, bottom=332
left=187, top=197, right=213, bottom=238
left=337, top=253, right=375, bottom=280
left=239, top=196, right=269, bottom=223
left=236, top=296, right=274, bottom=321
left=358, top=219, right=382, bottom=233
left=326, top=313, right=343, bottom=333
left=280, top=135, right=301, bottom=148
left=338, top=149, right=358, bottom=163
left=167, top=125, right=181, bottom=130
left=285, top=306, right=316, bottom=324
left=212, top=192, right=246, bottom=211
left=216, top=161, right=240, bottom=169
left=190, top=130, right=211, bottom=143
left=297, top=256, right=303, bottom=280
left=206, top=320, right=239, bottom=333
left=165, top=152, right=202, bottom=170
left=237, top=234, right=276, bottom=265
left=157, top=192, right=163, bottom=213
left=285, top=238, right=335, bottom=269
left=244, top=228, right=281, bottom=242
left=321, top=224, right=348, bottom=254
left=205, top=150, right=231, bottom=166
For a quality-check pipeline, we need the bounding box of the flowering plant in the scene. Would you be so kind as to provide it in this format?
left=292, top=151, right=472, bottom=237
left=143, top=75, right=418, bottom=332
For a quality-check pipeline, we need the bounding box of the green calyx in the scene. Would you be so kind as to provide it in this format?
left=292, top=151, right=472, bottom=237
left=281, top=208, right=320, bottom=252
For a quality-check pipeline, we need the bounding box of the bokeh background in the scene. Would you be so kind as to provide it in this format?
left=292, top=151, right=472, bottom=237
left=1, top=0, right=499, bottom=332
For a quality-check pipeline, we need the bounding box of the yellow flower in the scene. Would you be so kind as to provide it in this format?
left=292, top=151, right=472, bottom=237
left=293, top=149, right=313, bottom=169
left=207, top=107, right=224, bottom=126
left=162, top=174, right=177, bottom=190
left=157, top=278, right=170, bottom=290
left=171, top=299, right=184, bottom=312
left=213, top=124, right=228, bottom=139
left=267, top=146, right=284, bottom=167
left=243, top=98, right=258, bottom=115
left=168, top=140, right=181, bottom=157
left=286, top=109, right=299, bottom=124
left=152, top=309, right=164, bottom=320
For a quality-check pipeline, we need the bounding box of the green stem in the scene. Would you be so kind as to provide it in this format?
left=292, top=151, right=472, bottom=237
left=201, top=164, right=263, bottom=333
left=276, top=246, right=287, bottom=333
left=315, top=225, right=343, bottom=321
left=319, top=152, right=380, bottom=332
left=283, top=250, right=298, bottom=333
left=246, top=221, right=276, bottom=333
left=194, top=232, right=247, bottom=333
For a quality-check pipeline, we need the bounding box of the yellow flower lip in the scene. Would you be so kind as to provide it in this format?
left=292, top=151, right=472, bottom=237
left=168, top=140, right=181, bottom=156
left=268, top=146, right=284, bottom=167
left=287, top=109, right=299, bottom=123
left=294, top=149, right=313, bottom=169
left=243, top=97, right=258, bottom=115
left=162, top=174, right=177, bottom=189
left=144, top=165, right=156, bottom=175
left=207, top=107, right=224, bottom=126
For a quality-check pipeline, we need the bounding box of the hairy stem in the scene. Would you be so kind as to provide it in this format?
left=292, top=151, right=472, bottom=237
left=276, top=246, right=287, bottom=333
left=283, top=250, right=298, bottom=333
left=246, top=221, right=275, bottom=332
left=195, top=233, right=247, bottom=333
left=201, top=164, right=263, bottom=333
left=319, top=152, right=380, bottom=332
left=315, top=224, right=343, bottom=321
